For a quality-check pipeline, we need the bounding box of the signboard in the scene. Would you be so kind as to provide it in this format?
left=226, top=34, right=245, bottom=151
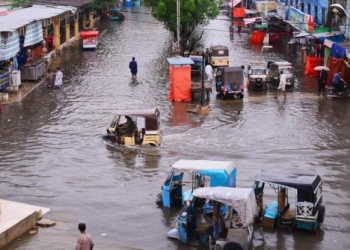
left=288, top=7, right=305, bottom=30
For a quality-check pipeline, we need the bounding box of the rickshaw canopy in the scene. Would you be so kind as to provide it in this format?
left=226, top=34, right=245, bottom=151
left=210, top=45, right=229, bottom=56
left=192, top=187, right=257, bottom=226
left=80, top=31, right=99, bottom=39
left=221, top=66, right=243, bottom=84
left=172, top=160, right=236, bottom=187
left=113, top=108, right=159, bottom=118
left=255, top=170, right=321, bottom=203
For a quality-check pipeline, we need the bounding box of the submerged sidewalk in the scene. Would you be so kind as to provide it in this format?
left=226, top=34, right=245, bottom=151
left=1, top=79, right=45, bottom=105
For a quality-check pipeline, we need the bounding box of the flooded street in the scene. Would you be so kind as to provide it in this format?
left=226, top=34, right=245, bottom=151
left=1, top=7, right=350, bottom=250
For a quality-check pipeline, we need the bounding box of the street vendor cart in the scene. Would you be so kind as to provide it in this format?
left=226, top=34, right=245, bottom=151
left=80, top=30, right=99, bottom=49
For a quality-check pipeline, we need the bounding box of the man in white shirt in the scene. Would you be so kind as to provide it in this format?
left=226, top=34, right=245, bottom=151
left=275, top=71, right=287, bottom=99
left=205, top=63, right=213, bottom=82
left=54, top=67, right=63, bottom=88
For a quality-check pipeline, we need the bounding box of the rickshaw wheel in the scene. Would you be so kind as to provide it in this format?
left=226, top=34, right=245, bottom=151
left=317, top=205, right=325, bottom=224
left=223, top=242, right=244, bottom=250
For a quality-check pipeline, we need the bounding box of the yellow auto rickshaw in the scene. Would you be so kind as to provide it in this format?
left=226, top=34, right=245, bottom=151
left=106, top=108, right=161, bottom=147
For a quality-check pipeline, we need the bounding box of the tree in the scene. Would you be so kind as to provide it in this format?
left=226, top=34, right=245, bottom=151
left=93, top=0, right=118, bottom=9
left=144, top=0, right=219, bottom=55
left=10, top=0, right=33, bottom=9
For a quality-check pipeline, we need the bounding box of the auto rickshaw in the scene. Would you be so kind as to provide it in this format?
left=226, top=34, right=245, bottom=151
left=109, top=7, right=125, bottom=21
left=247, top=62, right=268, bottom=91
left=156, top=160, right=237, bottom=208
left=215, top=66, right=244, bottom=100
left=253, top=170, right=325, bottom=234
left=167, top=187, right=257, bottom=250
left=206, top=45, right=229, bottom=67
left=267, top=61, right=295, bottom=88
left=106, top=108, right=161, bottom=147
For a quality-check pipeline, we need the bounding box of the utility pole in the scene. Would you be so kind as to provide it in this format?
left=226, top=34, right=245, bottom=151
left=176, top=0, right=180, bottom=49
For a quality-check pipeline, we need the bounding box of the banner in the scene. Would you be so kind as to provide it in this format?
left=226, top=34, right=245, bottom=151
left=288, top=7, right=305, bottom=31
left=233, top=7, right=246, bottom=18
left=305, top=14, right=314, bottom=33
left=256, top=1, right=277, bottom=16
left=277, top=1, right=288, bottom=20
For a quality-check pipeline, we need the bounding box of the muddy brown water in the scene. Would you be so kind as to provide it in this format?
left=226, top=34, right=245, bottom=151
left=0, top=7, right=350, bottom=250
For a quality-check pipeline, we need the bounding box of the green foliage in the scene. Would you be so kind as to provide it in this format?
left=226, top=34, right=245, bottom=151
left=145, top=0, right=219, bottom=38
left=93, top=0, right=117, bottom=9
left=10, top=0, right=33, bottom=9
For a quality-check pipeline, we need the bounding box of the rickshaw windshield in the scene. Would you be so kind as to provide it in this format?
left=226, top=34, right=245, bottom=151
left=109, top=116, right=118, bottom=127
left=251, top=68, right=266, bottom=75
left=211, top=48, right=229, bottom=56
left=280, top=67, right=293, bottom=74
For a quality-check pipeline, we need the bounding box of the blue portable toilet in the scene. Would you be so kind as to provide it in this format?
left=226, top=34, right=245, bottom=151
left=124, top=0, right=133, bottom=7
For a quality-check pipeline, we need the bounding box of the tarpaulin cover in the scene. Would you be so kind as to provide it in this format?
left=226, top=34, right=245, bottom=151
left=24, top=20, right=43, bottom=47
left=80, top=31, right=99, bottom=39
left=250, top=30, right=265, bottom=44
left=327, top=56, right=345, bottom=86
left=0, top=31, right=19, bottom=61
left=319, top=34, right=344, bottom=44
left=304, top=56, right=324, bottom=77
left=233, top=7, right=246, bottom=18
left=331, top=43, right=347, bottom=59
left=192, top=187, right=257, bottom=227
left=0, top=5, right=77, bottom=32
left=168, top=66, right=192, bottom=102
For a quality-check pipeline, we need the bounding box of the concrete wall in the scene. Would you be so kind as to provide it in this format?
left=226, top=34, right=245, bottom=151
left=0, top=212, right=37, bottom=249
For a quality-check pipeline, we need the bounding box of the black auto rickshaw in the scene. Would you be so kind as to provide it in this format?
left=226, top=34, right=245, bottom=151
left=206, top=45, right=229, bottom=67
left=253, top=170, right=325, bottom=234
left=215, top=66, right=244, bottom=100
left=106, top=108, right=161, bottom=147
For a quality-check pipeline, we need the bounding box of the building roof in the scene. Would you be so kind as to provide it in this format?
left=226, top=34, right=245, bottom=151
left=0, top=5, right=76, bottom=32
left=33, top=0, right=93, bottom=7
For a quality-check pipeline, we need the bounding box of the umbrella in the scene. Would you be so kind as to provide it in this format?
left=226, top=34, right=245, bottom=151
left=313, top=66, right=330, bottom=71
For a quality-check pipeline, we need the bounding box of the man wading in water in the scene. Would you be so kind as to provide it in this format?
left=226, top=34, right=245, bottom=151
left=129, top=57, right=138, bottom=80
left=75, top=223, right=94, bottom=250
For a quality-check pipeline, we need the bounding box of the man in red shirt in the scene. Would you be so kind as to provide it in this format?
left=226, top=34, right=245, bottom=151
left=76, top=223, right=94, bottom=250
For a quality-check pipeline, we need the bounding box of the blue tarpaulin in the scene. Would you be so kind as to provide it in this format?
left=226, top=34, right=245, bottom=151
left=319, top=34, right=344, bottom=44
left=331, top=43, right=347, bottom=59
left=0, top=31, right=20, bottom=61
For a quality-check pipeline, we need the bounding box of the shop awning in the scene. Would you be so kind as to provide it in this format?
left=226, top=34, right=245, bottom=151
left=0, top=31, right=20, bottom=61
left=24, top=20, right=43, bottom=47
left=33, top=0, right=93, bottom=7
left=0, top=5, right=77, bottom=32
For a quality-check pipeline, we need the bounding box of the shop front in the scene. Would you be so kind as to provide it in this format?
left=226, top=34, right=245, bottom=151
left=19, top=20, right=45, bottom=81
left=0, top=31, right=20, bottom=91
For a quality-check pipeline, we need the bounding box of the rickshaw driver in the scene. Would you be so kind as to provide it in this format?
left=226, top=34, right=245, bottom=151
left=116, top=116, right=135, bottom=142
left=332, top=71, right=347, bottom=95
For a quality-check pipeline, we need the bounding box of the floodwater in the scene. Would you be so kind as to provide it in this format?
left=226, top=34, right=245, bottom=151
left=1, top=7, right=350, bottom=250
